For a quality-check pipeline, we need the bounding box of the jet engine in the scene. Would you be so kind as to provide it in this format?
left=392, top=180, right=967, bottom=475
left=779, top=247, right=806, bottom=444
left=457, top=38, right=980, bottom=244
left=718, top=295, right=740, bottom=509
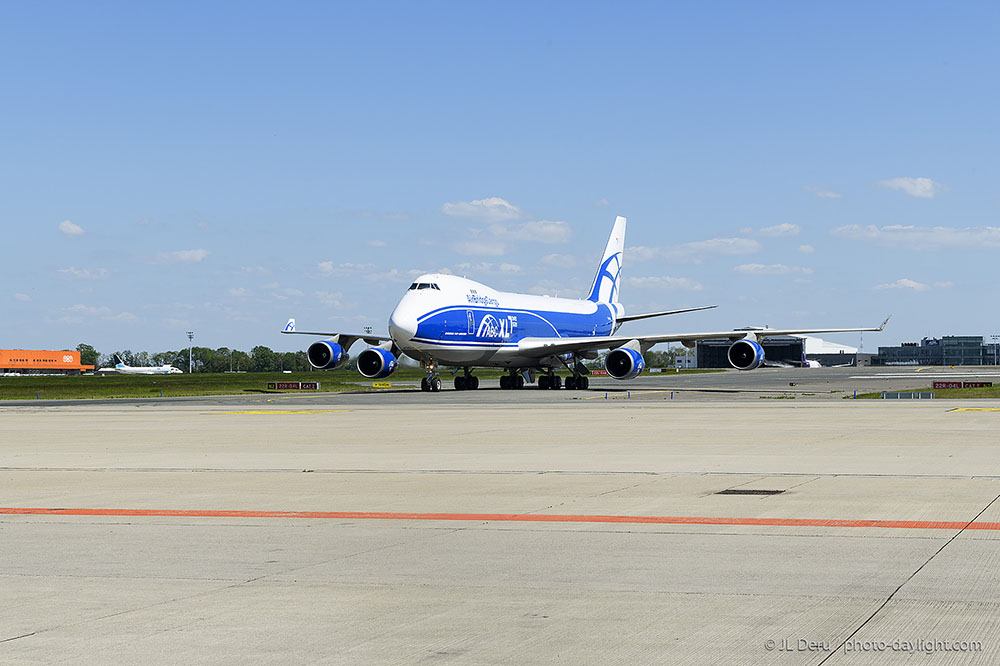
left=307, top=339, right=349, bottom=370
left=357, top=347, right=398, bottom=379
left=605, top=347, right=645, bottom=380
left=727, top=339, right=765, bottom=370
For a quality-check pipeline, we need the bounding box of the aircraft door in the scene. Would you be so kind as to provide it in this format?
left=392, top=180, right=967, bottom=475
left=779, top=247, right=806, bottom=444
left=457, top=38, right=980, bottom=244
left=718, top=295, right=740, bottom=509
left=467, top=310, right=474, bottom=335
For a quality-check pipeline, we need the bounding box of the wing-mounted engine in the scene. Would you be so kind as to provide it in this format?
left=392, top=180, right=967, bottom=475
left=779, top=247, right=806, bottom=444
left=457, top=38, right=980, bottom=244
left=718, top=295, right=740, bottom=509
left=727, top=338, right=765, bottom=370
left=357, top=347, right=398, bottom=379
left=307, top=339, right=349, bottom=370
left=605, top=346, right=645, bottom=380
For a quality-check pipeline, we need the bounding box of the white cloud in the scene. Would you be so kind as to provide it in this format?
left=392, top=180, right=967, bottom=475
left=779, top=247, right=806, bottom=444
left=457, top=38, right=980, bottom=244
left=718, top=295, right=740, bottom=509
left=832, top=224, right=1000, bottom=250
left=456, top=262, right=521, bottom=274
left=540, top=253, right=576, bottom=268
left=803, top=185, right=842, bottom=199
left=58, top=220, right=84, bottom=236
left=313, top=291, right=344, bottom=307
left=628, top=276, right=704, bottom=290
left=14, top=293, right=31, bottom=302
left=441, top=196, right=523, bottom=222
left=452, top=240, right=505, bottom=256
left=733, top=264, right=813, bottom=276
left=318, top=261, right=377, bottom=275
left=228, top=287, right=249, bottom=297
left=153, top=249, right=210, bottom=264
left=488, top=220, right=571, bottom=243
left=367, top=239, right=388, bottom=247
left=594, top=198, right=610, bottom=207
left=758, top=223, right=800, bottom=237
left=57, top=267, right=109, bottom=280
left=60, top=303, right=135, bottom=321
left=632, top=237, right=761, bottom=264
left=798, top=244, right=815, bottom=254
left=877, top=177, right=946, bottom=199
left=68, top=304, right=112, bottom=315
left=874, top=278, right=930, bottom=292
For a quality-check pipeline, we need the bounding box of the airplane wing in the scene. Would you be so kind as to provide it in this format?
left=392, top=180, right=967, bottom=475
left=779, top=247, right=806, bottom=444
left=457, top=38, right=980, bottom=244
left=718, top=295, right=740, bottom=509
left=516, top=316, right=891, bottom=358
left=279, top=318, right=391, bottom=347
left=616, top=305, right=717, bottom=324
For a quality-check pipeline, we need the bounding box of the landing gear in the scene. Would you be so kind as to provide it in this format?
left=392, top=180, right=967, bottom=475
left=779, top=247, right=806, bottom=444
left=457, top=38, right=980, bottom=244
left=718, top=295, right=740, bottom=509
left=421, top=370, right=442, bottom=392
left=565, top=375, right=589, bottom=390
left=454, top=369, right=479, bottom=391
left=500, top=371, right=524, bottom=390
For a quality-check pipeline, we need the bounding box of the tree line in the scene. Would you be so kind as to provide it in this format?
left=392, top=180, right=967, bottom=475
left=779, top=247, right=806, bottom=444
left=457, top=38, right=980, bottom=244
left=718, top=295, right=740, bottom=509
left=73, top=344, right=694, bottom=374
left=75, top=344, right=313, bottom=373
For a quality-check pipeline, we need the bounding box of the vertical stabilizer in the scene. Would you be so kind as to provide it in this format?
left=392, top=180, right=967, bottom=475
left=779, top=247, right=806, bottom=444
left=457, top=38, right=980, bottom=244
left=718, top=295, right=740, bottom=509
left=587, top=216, right=626, bottom=303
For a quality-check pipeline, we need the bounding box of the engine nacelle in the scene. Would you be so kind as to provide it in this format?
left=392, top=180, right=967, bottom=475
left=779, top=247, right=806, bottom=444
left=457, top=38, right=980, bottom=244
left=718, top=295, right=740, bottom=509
left=728, top=339, right=765, bottom=370
left=307, top=339, right=349, bottom=370
left=357, top=347, right=398, bottom=379
left=605, top=347, right=645, bottom=380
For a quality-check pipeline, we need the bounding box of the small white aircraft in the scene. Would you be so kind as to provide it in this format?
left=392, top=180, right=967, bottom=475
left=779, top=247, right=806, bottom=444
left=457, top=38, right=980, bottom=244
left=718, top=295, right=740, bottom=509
left=284, top=216, right=888, bottom=391
left=98, top=355, right=183, bottom=375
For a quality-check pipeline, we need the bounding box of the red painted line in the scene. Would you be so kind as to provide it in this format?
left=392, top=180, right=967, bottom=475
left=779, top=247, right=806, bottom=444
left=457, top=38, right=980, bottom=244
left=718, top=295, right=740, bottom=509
left=1, top=507, right=998, bottom=530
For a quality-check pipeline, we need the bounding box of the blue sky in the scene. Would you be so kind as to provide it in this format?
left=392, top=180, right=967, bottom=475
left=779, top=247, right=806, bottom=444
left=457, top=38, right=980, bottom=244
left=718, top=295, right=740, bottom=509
left=3, top=2, right=999, bottom=354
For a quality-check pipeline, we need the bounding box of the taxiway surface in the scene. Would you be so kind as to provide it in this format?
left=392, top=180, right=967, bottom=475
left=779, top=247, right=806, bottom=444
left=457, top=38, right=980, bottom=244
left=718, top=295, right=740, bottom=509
left=2, top=374, right=999, bottom=664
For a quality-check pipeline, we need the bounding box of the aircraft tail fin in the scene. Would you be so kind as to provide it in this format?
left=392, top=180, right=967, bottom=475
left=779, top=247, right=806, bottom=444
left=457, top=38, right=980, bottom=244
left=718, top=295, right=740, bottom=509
left=283, top=318, right=296, bottom=333
left=587, top=216, right=626, bottom=303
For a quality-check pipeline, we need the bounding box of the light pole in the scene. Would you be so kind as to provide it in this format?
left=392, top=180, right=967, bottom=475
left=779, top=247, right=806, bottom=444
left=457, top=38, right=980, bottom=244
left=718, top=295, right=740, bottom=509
left=186, top=331, right=194, bottom=374
left=229, top=348, right=233, bottom=373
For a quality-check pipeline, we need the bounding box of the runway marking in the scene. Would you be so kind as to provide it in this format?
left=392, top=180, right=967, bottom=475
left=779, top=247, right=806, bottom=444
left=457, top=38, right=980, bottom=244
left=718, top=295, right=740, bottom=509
left=211, top=410, right=348, bottom=415
left=3, top=507, right=999, bottom=530
left=949, top=408, right=1000, bottom=412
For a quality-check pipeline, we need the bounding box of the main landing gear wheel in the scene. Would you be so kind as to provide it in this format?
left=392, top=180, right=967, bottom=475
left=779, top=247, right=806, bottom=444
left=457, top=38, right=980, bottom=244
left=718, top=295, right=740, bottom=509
left=500, top=374, right=523, bottom=390
left=565, top=376, right=577, bottom=390
left=539, top=375, right=550, bottom=390
left=454, top=369, right=479, bottom=391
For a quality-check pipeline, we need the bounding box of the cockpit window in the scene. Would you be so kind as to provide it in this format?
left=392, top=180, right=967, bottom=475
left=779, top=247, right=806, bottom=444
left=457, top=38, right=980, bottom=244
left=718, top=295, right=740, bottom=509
left=409, top=283, right=440, bottom=291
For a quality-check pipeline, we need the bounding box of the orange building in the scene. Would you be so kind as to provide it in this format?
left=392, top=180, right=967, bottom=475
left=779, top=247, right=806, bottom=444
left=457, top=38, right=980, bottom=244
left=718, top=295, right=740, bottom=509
left=0, top=350, right=95, bottom=375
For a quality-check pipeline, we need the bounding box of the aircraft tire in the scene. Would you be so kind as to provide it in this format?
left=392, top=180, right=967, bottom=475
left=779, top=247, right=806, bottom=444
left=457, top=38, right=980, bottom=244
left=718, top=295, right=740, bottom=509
left=469, top=376, right=479, bottom=390
left=420, top=378, right=430, bottom=392
left=552, top=375, right=562, bottom=389
left=499, top=375, right=510, bottom=390
left=539, top=375, right=550, bottom=390
left=514, top=374, right=524, bottom=389
left=565, top=376, right=577, bottom=390
left=455, top=376, right=466, bottom=391
left=579, top=376, right=589, bottom=389
left=430, top=377, right=442, bottom=392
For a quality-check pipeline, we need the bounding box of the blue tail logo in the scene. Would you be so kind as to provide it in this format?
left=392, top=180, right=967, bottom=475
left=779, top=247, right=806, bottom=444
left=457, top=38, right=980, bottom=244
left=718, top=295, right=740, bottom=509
left=587, top=216, right=626, bottom=303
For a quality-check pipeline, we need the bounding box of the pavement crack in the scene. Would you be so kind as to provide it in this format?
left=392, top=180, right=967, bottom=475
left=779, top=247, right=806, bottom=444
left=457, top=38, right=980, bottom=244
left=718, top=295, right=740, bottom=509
left=0, top=632, right=37, bottom=643
left=816, top=490, right=1000, bottom=665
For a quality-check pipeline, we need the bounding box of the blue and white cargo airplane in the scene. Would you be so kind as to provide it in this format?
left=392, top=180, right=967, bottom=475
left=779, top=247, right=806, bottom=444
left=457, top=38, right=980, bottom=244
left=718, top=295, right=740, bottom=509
left=283, top=216, right=888, bottom=391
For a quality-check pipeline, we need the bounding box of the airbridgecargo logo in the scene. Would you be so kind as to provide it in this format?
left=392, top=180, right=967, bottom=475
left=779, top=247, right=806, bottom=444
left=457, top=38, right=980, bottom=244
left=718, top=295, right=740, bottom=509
left=466, top=292, right=499, bottom=308
left=477, top=314, right=517, bottom=338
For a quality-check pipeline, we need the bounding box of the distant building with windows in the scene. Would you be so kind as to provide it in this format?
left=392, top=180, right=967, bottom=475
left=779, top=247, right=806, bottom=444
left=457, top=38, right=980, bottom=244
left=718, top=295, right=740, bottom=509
left=874, top=336, right=1000, bottom=366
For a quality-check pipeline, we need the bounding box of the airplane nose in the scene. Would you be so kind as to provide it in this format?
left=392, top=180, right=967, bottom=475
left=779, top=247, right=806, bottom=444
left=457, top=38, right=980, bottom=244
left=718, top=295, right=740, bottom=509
left=388, top=306, right=417, bottom=342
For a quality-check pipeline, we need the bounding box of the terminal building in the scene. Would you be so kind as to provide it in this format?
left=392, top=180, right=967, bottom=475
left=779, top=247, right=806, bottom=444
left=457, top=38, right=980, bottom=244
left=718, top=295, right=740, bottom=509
left=0, top=349, right=95, bottom=375
left=874, top=336, right=1000, bottom=366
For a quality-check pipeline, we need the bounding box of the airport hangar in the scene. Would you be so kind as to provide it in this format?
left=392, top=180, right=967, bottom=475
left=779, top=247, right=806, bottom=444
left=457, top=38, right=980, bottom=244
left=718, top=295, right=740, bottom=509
left=0, top=349, right=94, bottom=375
left=691, top=333, right=1000, bottom=369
